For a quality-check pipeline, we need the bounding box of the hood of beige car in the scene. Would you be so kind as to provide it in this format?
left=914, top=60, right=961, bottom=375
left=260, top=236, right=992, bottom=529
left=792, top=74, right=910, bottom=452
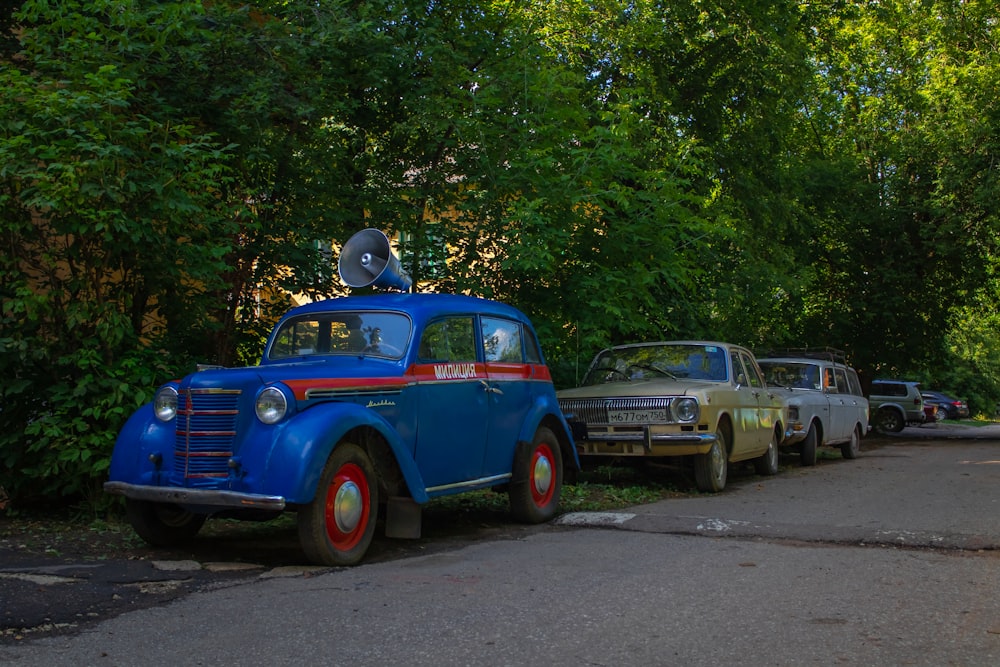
left=557, top=378, right=725, bottom=399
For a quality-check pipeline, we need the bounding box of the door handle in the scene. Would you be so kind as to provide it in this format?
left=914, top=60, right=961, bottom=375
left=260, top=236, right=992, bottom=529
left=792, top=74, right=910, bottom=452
left=479, top=380, right=504, bottom=395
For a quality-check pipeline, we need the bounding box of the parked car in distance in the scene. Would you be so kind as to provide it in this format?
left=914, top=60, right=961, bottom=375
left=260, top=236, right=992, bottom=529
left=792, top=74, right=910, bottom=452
left=557, top=341, right=784, bottom=493
left=921, top=391, right=970, bottom=420
left=867, top=379, right=926, bottom=433
left=106, top=232, right=578, bottom=566
left=757, top=350, right=869, bottom=465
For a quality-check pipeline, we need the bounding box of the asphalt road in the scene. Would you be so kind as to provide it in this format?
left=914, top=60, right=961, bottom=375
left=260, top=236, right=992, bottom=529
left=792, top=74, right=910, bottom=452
left=1, top=423, right=999, bottom=666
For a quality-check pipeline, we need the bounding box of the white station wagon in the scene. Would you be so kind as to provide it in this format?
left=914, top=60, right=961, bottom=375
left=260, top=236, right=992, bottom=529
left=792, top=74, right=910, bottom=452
left=757, top=351, right=869, bottom=465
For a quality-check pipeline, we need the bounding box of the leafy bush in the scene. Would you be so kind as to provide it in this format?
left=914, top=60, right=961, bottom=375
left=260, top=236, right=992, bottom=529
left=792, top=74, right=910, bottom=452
left=1, top=342, right=180, bottom=506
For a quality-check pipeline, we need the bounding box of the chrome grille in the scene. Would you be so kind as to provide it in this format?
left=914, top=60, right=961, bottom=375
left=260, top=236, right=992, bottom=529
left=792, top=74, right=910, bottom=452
left=174, top=389, right=241, bottom=483
left=559, top=397, right=675, bottom=425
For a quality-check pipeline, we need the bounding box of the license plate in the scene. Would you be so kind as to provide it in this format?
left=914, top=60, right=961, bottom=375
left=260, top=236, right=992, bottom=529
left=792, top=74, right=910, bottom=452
left=607, top=409, right=668, bottom=424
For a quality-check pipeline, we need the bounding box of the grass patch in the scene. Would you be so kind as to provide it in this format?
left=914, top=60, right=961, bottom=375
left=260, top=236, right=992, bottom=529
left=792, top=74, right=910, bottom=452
left=425, top=462, right=689, bottom=516
left=952, top=418, right=997, bottom=428
left=2, top=462, right=692, bottom=559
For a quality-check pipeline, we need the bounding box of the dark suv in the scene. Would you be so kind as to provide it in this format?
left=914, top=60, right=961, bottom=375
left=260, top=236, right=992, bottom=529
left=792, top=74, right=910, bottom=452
left=868, top=380, right=926, bottom=433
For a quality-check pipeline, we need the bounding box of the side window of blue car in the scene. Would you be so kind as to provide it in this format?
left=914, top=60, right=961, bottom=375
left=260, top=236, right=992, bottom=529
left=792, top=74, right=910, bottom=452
left=418, top=317, right=476, bottom=362
left=481, top=317, right=523, bottom=362
left=523, top=326, right=542, bottom=364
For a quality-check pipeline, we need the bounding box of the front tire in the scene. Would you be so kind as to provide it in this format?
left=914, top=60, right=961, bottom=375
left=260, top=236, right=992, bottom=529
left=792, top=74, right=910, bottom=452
left=800, top=424, right=818, bottom=467
left=510, top=426, right=563, bottom=523
left=298, top=443, right=378, bottom=566
left=694, top=430, right=728, bottom=492
left=840, top=425, right=861, bottom=459
left=125, top=499, right=206, bottom=546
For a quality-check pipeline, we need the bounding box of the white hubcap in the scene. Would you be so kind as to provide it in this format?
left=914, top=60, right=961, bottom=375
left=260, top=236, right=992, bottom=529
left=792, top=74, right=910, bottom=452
left=533, top=454, right=552, bottom=496
left=712, top=443, right=726, bottom=479
left=334, top=481, right=363, bottom=533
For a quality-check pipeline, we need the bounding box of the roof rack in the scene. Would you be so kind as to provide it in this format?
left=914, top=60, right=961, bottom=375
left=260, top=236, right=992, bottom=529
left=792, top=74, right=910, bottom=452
left=759, top=347, right=847, bottom=364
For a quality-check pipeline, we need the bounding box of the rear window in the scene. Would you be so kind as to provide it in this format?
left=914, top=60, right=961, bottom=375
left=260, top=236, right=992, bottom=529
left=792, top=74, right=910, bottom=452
left=872, top=382, right=909, bottom=397
left=847, top=370, right=864, bottom=396
left=482, top=317, right=524, bottom=363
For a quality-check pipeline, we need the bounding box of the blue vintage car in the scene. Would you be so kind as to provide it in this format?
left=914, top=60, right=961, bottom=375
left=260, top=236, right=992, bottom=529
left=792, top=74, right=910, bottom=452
left=105, top=292, right=577, bottom=565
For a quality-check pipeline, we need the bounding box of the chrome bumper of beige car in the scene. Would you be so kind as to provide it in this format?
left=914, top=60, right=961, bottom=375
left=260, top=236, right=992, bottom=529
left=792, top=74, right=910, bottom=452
left=104, top=481, right=287, bottom=511
left=573, top=428, right=718, bottom=455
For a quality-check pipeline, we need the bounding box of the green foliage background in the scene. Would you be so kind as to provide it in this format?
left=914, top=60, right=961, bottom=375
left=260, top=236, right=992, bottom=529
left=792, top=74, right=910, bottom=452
left=2, top=0, right=998, bottom=504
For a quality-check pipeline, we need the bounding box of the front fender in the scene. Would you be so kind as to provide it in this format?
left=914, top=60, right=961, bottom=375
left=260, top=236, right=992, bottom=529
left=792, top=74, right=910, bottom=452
left=107, top=403, right=173, bottom=485
left=519, top=396, right=580, bottom=470
left=264, top=402, right=429, bottom=505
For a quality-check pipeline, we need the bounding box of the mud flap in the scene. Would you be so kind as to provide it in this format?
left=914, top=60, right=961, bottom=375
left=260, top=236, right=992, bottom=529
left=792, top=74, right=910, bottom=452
left=385, top=496, right=422, bottom=539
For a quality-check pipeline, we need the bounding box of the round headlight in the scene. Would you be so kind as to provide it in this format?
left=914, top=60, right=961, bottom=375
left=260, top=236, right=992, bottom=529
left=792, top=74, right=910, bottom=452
left=256, top=386, right=288, bottom=425
left=674, top=397, right=699, bottom=423
left=153, top=386, right=178, bottom=422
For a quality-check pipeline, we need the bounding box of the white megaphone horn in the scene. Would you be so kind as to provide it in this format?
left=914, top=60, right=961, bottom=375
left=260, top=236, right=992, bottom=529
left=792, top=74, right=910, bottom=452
left=338, top=229, right=413, bottom=292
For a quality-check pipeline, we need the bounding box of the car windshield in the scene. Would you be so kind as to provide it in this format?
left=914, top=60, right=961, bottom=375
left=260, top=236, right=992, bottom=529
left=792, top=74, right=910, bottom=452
left=759, top=361, right=822, bottom=390
left=582, top=343, right=728, bottom=385
left=267, top=311, right=411, bottom=361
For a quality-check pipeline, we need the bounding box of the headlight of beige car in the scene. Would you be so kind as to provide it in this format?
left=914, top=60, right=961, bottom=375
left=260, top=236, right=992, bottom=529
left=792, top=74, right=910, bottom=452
left=674, top=397, right=699, bottom=422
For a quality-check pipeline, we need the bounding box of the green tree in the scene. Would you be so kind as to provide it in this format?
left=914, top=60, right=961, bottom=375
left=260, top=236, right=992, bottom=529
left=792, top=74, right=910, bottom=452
left=445, top=1, right=816, bottom=379
left=352, top=1, right=730, bottom=385
left=0, top=47, right=236, bottom=500
left=5, top=0, right=1000, bottom=506
left=788, top=0, right=1000, bottom=408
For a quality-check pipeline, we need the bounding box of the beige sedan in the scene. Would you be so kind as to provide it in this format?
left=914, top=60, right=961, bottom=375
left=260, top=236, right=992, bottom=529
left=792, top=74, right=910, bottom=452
left=557, top=341, right=785, bottom=492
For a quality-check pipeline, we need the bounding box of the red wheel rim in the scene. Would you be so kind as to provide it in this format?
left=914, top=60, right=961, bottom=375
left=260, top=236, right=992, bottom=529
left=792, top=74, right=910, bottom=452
left=323, top=462, right=371, bottom=551
left=530, top=443, right=555, bottom=507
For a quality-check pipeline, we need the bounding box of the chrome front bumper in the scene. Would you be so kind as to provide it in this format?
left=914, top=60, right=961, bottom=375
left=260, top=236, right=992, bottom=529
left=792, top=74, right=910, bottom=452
left=104, top=481, right=286, bottom=511
left=781, top=423, right=807, bottom=446
left=571, top=425, right=718, bottom=456
left=580, top=430, right=717, bottom=446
